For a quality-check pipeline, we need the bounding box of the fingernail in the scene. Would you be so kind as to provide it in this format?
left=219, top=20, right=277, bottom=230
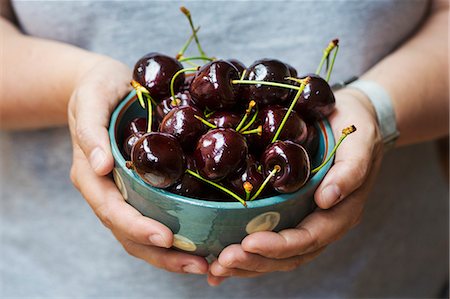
left=183, top=264, right=204, bottom=274
left=89, top=147, right=106, bottom=172
left=149, top=234, right=167, bottom=248
left=321, top=184, right=341, bottom=207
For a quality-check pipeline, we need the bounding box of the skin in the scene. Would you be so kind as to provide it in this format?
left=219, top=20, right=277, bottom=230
left=0, top=0, right=448, bottom=285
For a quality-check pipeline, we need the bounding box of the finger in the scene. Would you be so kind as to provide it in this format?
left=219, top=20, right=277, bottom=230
left=209, top=262, right=264, bottom=278
left=207, top=273, right=227, bottom=287
left=71, top=146, right=173, bottom=247
left=70, top=68, right=131, bottom=176
left=315, top=94, right=381, bottom=209
left=117, top=236, right=208, bottom=275
left=214, top=244, right=325, bottom=273
left=242, top=186, right=368, bottom=259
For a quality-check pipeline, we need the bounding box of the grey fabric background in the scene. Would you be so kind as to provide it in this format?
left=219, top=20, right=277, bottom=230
left=1, top=1, right=448, bottom=298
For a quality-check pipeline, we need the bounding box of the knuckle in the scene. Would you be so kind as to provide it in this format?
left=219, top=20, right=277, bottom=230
left=75, top=124, right=93, bottom=147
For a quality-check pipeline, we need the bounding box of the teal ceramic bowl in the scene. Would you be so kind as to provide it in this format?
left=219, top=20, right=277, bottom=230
left=109, top=90, right=335, bottom=258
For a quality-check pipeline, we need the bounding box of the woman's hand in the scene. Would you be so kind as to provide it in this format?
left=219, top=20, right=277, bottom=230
left=68, top=57, right=209, bottom=275
left=207, top=89, right=384, bottom=286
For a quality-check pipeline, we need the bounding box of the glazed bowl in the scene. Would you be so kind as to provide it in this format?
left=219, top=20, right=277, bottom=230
left=108, top=90, right=335, bottom=258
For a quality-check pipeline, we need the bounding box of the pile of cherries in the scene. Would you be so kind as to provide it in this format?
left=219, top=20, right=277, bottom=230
left=121, top=7, right=353, bottom=206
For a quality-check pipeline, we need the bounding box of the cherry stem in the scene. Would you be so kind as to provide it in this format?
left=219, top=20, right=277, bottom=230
left=240, top=69, right=247, bottom=80
left=178, top=56, right=214, bottom=63
left=204, top=109, right=216, bottom=118
left=180, top=6, right=207, bottom=58
left=271, top=77, right=311, bottom=143
left=145, top=95, right=153, bottom=133
left=250, top=165, right=281, bottom=201
left=325, top=45, right=339, bottom=82
left=176, top=26, right=199, bottom=59
left=235, top=100, right=256, bottom=132
left=311, top=125, right=357, bottom=174
left=194, top=115, right=217, bottom=129
left=315, top=39, right=339, bottom=75
left=170, top=97, right=182, bottom=107
left=232, top=79, right=302, bottom=91
left=244, top=182, right=253, bottom=201
left=241, top=125, right=262, bottom=136
left=130, top=80, right=148, bottom=109
left=239, top=106, right=259, bottom=133
left=170, top=67, right=198, bottom=101
left=186, top=169, right=247, bottom=207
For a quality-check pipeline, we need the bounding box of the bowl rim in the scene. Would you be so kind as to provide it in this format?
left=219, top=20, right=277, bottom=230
left=108, top=90, right=335, bottom=210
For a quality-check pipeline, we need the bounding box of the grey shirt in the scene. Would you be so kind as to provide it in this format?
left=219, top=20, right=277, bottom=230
left=1, top=1, right=448, bottom=298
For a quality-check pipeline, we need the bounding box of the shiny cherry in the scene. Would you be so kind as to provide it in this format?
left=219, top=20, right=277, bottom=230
left=194, top=128, right=248, bottom=181
left=241, top=59, right=291, bottom=105
left=248, top=106, right=307, bottom=153
left=156, top=91, right=192, bottom=123
left=294, top=73, right=335, bottom=121
left=189, top=60, right=240, bottom=110
left=227, top=59, right=246, bottom=76
left=133, top=52, right=184, bottom=102
left=159, top=106, right=206, bottom=151
left=130, top=132, right=185, bottom=188
left=226, top=155, right=274, bottom=198
left=122, top=131, right=144, bottom=160
left=262, top=141, right=310, bottom=193
left=207, top=111, right=241, bottom=129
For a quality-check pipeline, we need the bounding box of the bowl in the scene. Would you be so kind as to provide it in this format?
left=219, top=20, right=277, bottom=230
left=108, top=90, right=335, bottom=258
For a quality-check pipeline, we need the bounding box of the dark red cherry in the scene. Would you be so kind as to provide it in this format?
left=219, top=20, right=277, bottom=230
left=181, top=75, right=194, bottom=91
left=227, top=155, right=274, bottom=198
left=156, top=91, right=192, bottom=123
left=122, top=131, right=144, bottom=160
left=194, top=128, right=248, bottom=181
left=124, top=117, right=147, bottom=138
left=285, top=63, right=298, bottom=78
left=130, top=132, right=185, bottom=188
left=207, top=111, right=241, bottom=129
left=189, top=60, right=240, bottom=110
left=159, top=106, right=206, bottom=151
left=227, top=59, right=246, bottom=76
left=249, top=106, right=308, bottom=151
left=262, top=141, right=310, bottom=193
left=169, top=155, right=224, bottom=200
left=241, top=59, right=291, bottom=105
left=294, top=73, right=335, bottom=121
left=133, top=52, right=184, bottom=102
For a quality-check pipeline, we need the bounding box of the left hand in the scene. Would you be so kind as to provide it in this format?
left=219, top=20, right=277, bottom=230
left=207, top=88, right=384, bottom=286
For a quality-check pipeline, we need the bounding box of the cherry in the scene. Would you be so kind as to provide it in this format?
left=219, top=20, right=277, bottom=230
left=207, top=111, right=241, bottom=129
left=122, top=131, right=144, bottom=160
left=169, top=155, right=224, bottom=200
left=129, top=132, right=185, bottom=188
left=241, top=59, right=291, bottom=105
left=259, top=105, right=308, bottom=148
left=181, top=75, right=194, bottom=91
left=227, top=59, right=246, bottom=76
left=159, top=106, right=206, bottom=151
left=156, top=91, right=192, bottom=123
left=189, top=60, right=240, bottom=110
left=261, top=141, right=310, bottom=193
left=294, top=73, right=335, bottom=121
left=133, top=52, right=184, bottom=102
left=124, top=117, right=147, bottom=139
left=194, top=128, right=248, bottom=181
left=285, top=63, right=298, bottom=78
left=227, top=155, right=274, bottom=199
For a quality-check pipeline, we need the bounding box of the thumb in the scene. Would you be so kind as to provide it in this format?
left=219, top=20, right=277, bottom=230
left=315, top=122, right=382, bottom=209
left=71, top=79, right=130, bottom=176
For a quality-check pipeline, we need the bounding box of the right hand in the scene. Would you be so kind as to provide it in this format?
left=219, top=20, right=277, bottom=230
left=68, top=56, right=209, bottom=275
